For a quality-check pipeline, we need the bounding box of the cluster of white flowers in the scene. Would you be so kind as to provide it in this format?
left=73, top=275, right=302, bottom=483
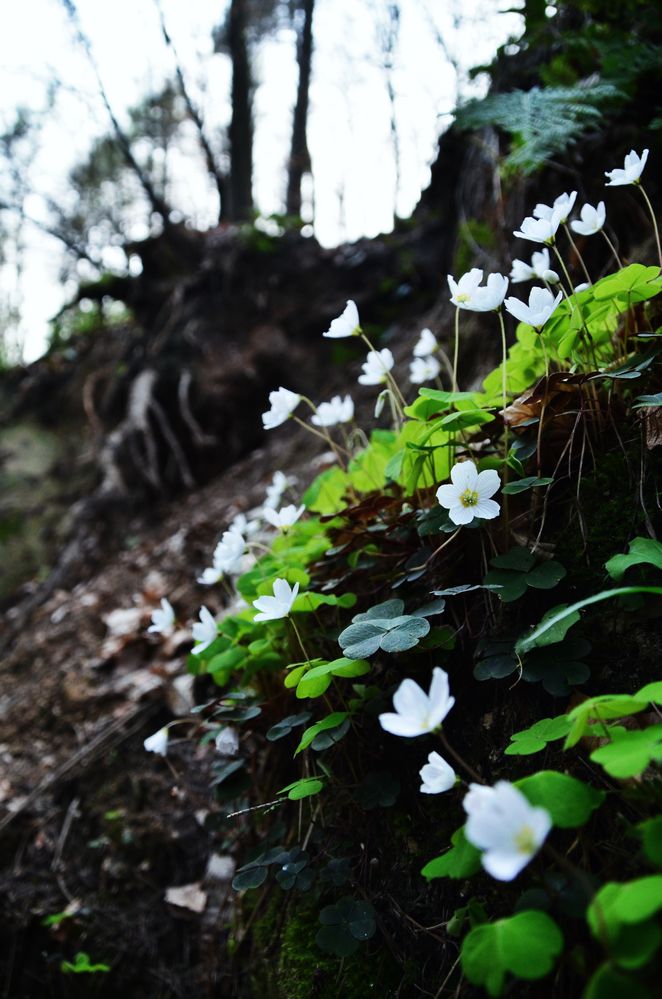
left=408, top=327, right=441, bottom=384
left=198, top=528, right=246, bottom=585
left=379, top=666, right=551, bottom=881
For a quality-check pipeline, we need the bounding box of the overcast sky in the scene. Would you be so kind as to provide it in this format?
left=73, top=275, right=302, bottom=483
left=0, top=0, right=523, bottom=360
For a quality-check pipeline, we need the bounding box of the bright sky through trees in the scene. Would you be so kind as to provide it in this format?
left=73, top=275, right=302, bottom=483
left=0, top=0, right=522, bottom=359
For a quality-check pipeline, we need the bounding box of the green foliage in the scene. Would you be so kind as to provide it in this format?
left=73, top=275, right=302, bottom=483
left=505, top=715, right=572, bottom=755
left=516, top=770, right=605, bottom=828
left=316, top=897, right=377, bottom=957
left=606, top=537, right=662, bottom=581
left=455, top=83, right=621, bottom=175
left=460, top=910, right=564, bottom=996
left=516, top=587, right=662, bottom=655
left=589, top=725, right=662, bottom=778
left=421, top=827, right=482, bottom=881
left=587, top=877, right=662, bottom=943
left=61, top=952, right=110, bottom=974
left=295, top=712, right=350, bottom=755
left=484, top=546, right=566, bottom=602
left=338, top=599, right=432, bottom=657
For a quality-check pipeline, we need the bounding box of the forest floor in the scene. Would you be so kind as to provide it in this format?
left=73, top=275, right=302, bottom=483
left=0, top=424, right=322, bottom=999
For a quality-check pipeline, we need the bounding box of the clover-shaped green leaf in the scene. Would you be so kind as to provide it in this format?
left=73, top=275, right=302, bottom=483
left=587, top=876, right=662, bottom=943
left=273, top=847, right=313, bottom=891
left=319, top=857, right=352, bottom=887
left=356, top=770, right=400, bottom=809
left=316, top=897, right=377, bottom=957
left=232, top=846, right=288, bottom=890
left=295, top=658, right=370, bottom=699
left=266, top=712, right=312, bottom=741
left=505, top=715, right=572, bottom=756
left=606, top=537, right=662, bottom=581
left=484, top=547, right=566, bottom=603
left=564, top=693, right=649, bottom=748
left=295, top=712, right=349, bottom=755
left=421, top=827, right=481, bottom=880
left=521, top=635, right=591, bottom=695
left=516, top=771, right=604, bottom=828
left=461, top=911, right=563, bottom=997
left=589, top=725, right=662, bottom=778
left=338, top=604, right=430, bottom=658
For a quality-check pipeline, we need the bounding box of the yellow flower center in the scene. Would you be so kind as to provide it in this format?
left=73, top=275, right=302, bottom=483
left=455, top=292, right=471, bottom=303
left=514, top=824, right=536, bottom=855
left=460, top=489, right=479, bottom=508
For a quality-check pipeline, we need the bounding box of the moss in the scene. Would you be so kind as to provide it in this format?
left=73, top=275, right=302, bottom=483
left=555, top=447, right=657, bottom=593
left=250, top=892, right=399, bottom=999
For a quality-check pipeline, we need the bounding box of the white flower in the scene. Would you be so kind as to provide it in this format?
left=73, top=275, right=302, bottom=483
left=463, top=780, right=552, bottom=881
left=213, top=530, right=246, bottom=573
left=570, top=201, right=606, bottom=237
left=262, top=387, right=301, bottom=430
left=413, top=328, right=438, bottom=357
left=264, top=470, right=297, bottom=510
left=323, top=300, right=360, bottom=338
left=574, top=282, right=590, bottom=293
left=510, top=248, right=553, bottom=283
left=148, top=598, right=176, bottom=636
left=410, top=355, right=441, bottom=384
left=542, top=268, right=560, bottom=284
left=197, top=566, right=223, bottom=586
left=447, top=268, right=483, bottom=309
left=215, top=726, right=239, bottom=756
left=230, top=512, right=261, bottom=537
left=311, top=394, right=354, bottom=427
left=448, top=270, right=508, bottom=312
left=473, top=273, right=509, bottom=311
left=436, top=461, right=500, bottom=526
left=510, top=258, right=536, bottom=283
left=252, top=578, right=300, bottom=622
left=514, top=207, right=564, bottom=245
left=605, top=148, right=649, bottom=186
left=191, top=606, right=218, bottom=654
left=533, top=191, right=577, bottom=225
left=504, top=287, right=562, bottom=330
left=379, top=667, right=455, bottom=738
left=358, top=348, right=395, bottom=386
left=374, top=389, right=389, bottom=418
left=263, top=504, right=305, bottom=531
left=144, top=727, right=169, bottom=756
left=419, top=751, right=456, bottom=794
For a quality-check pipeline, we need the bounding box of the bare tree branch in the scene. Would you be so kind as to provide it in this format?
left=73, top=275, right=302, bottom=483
left=59, top=0, right=173, bottom=223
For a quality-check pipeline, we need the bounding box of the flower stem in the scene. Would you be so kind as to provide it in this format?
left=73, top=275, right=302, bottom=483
left=600, top=229, right=622, bottom=269
left=496, top=309, right=509, bottom=455
left=293, top=415, right=349, bottom=467
left=552, top=242, right=576, bottom=297
left=497, top=309, right=510, bottom=534
left=290, top=616, right=312, bottom=666
left=438, top=731, right=483, bottom=785
left=452, top=307, right=460, bottom=392
left=535, top=331, right=550, bottom=476
left=563, top=223, right=591, bottom=285
left=360, top=332, right=407, bottom=412
left=424, top=527, right=461, bottom=567
left=637, top=183, right=662, bottom=268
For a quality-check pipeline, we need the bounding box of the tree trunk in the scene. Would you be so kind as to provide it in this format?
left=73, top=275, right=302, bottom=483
left=226, top=0, right=254, bottom=222
left=285, top=0, right=315, bottom=220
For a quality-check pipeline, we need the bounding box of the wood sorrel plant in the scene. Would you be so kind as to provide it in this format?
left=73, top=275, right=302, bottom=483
left=148, top=158, right=662, bottom=996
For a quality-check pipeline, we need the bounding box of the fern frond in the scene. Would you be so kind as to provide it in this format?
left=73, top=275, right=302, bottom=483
left=454, top=83, right=622, bottom=175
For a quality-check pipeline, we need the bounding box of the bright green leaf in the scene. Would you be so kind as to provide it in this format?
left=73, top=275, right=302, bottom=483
left=516, top=770, right=604, bottom=828
left=461, top=911, right=563, bottom=997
